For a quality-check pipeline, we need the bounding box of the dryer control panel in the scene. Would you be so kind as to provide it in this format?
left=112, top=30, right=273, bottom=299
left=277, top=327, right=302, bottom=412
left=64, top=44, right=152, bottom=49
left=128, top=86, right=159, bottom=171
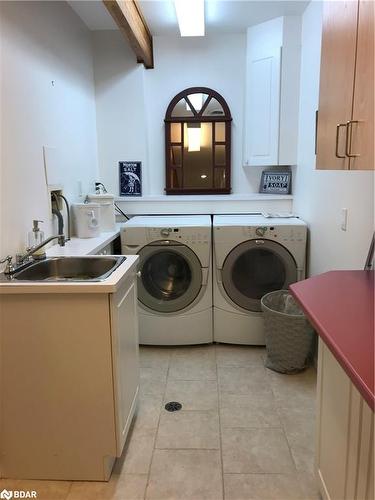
left=240, top=225, right=306, bottom=243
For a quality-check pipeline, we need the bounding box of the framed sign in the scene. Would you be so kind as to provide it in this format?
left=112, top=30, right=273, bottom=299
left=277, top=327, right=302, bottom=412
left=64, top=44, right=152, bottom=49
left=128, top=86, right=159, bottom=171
left=259, top=170, right=291, bottom=194
left=119, top=161, right=142, bottom=196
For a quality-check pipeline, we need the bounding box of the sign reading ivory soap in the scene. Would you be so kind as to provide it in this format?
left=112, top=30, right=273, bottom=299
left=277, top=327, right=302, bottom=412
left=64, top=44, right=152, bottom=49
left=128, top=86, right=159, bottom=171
left=119, top=161, right=142, bottom=196
left=259, top=170, right=291, bottom=194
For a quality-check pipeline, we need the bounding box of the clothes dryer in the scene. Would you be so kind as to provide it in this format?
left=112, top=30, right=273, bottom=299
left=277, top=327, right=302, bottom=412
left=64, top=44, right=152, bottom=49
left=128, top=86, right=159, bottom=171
left=213, top=215, right=307, bottom=344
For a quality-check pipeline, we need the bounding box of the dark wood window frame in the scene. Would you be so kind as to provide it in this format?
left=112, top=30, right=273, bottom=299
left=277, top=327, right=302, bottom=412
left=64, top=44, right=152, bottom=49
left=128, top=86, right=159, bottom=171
left=164, top=87, right=232, bottom=195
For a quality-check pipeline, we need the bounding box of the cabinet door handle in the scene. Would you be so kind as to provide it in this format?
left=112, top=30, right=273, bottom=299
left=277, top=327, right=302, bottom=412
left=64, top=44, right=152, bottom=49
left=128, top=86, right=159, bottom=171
left=345, top=120, right=360, bottom=158
left=335, top=123, right=347, bottom=158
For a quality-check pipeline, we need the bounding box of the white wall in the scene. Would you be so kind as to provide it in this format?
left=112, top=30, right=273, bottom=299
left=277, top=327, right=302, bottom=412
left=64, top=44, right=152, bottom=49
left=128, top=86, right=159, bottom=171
left=144, top=35, right=254, bottom=195
left=94, top=32, right=265, bottom=198
left=93, top=30, right=149, bottom=196
left=293, top=1, right=374, bottom=275
left=0, top=1, right=98, bottom=259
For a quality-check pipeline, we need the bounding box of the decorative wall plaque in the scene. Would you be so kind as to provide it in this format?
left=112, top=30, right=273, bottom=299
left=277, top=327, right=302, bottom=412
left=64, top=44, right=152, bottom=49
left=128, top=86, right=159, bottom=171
left=119, top=161, right=142, bottom=196
left=259, top=170, right=291, bottom=194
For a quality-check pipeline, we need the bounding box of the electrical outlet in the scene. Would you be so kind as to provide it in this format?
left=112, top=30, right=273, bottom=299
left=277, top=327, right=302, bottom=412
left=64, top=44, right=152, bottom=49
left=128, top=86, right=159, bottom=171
left=77, top=180, right=83, bottom=198
left=341, top=208, right=348, bottom=231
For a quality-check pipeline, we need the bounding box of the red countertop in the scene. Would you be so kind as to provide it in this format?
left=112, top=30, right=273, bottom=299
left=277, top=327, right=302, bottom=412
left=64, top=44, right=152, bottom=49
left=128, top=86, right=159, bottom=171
left=290, top=270, right=374, bottom=411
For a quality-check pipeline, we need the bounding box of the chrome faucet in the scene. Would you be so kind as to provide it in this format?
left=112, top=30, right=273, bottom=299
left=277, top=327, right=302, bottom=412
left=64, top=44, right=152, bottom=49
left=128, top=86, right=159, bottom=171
left=2, top=194, right=71, bottom=275
left=0, top=256, right=15, bottom=274
left=15, top=235, right=65, bottom=270
left=1, top=235, right=65, bottom=275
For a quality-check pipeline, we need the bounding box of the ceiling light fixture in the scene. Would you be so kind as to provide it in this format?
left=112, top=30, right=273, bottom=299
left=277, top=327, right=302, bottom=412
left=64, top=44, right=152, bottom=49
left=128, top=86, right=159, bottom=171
left=174, top=0, right=205, bottom=37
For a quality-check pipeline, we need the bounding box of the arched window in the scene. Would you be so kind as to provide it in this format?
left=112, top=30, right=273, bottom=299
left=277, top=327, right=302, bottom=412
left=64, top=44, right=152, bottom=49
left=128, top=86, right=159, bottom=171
left=165, top=87, right=232, bottom=194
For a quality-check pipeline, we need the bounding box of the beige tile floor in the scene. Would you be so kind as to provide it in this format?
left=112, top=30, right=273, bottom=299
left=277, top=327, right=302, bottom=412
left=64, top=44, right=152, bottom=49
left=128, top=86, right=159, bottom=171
left=0, top=344, right=320, bottom=500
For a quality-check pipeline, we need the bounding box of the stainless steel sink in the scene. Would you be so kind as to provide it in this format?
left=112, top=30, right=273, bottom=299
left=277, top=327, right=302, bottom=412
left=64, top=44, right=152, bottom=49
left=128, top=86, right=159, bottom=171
left=12, top=256, right=126, bottom=282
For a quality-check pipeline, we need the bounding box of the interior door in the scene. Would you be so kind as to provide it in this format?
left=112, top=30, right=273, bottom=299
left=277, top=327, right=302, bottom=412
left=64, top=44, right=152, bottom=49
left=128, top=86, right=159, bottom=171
left=316, top=0, right=359, bottom=170
left=137, top=244, right=202, bottom=313
left=221, top=239, right=297, bottom=312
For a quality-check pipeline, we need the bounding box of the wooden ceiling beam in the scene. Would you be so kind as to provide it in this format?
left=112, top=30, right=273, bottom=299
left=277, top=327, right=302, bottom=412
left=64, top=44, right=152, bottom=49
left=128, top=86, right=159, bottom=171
left=103, top=0, right=154, bottom=69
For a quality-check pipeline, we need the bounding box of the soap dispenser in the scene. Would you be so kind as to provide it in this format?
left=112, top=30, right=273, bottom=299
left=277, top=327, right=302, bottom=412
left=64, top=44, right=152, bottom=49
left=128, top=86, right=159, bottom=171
left=27, top=220, right=45, bottom=258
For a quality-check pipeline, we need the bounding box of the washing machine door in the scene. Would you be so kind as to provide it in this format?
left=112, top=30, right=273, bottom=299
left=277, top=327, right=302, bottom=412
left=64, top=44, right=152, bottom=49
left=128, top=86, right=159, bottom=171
left=137, top=243, right=203, bottom=313
left=221, top=239, right=297, bottom=312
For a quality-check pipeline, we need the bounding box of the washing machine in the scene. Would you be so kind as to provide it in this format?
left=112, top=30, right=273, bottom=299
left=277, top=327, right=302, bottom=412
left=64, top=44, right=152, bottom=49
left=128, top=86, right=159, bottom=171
left=121, top=215, right=212, bottom=345
left=213, top=214, right=307, bottom=345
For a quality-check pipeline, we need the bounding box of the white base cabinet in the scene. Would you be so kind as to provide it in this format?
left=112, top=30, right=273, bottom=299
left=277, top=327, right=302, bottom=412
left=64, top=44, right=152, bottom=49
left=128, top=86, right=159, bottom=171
left=316, top=340, right=374, bottom=500
left=110, top=277, right=139, bottom=455
left=96, top=241, right=114, bottom=255
left=0, top=269, right=139, bottom=481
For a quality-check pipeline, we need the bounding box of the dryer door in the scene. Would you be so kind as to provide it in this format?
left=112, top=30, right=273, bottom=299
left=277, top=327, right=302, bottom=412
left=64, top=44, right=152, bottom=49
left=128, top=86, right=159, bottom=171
left=138, top=243, right=203, bottom=313
left=222, top=239, right=297, bottom=312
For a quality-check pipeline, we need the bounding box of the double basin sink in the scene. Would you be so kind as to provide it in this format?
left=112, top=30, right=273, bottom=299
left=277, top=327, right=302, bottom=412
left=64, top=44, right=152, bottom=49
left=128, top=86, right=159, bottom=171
left=7, top=256, right=126, bottom=282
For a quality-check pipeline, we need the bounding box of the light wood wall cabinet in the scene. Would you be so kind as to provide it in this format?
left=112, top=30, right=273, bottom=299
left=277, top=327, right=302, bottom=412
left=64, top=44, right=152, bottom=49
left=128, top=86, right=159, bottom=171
left=317, top=0, right=374, bottom=170
left=316, top=340, right=374, bottom=500
left=0, top=270, right=139, bottom=480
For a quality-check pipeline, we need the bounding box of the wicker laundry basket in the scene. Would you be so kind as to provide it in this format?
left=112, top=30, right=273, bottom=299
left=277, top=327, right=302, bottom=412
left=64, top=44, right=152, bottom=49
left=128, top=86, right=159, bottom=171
left=261, top=290, right=314, bottom=374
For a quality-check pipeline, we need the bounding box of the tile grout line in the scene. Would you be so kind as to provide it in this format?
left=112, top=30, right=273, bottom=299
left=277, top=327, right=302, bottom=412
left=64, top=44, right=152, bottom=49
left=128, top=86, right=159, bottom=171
left=140, top=347, right=316, bottom=497
left=269, top=375, right=300, bottom=475
left=215, top=344, right=226, bottom=500
left=143, top=349, right=173, bottom=500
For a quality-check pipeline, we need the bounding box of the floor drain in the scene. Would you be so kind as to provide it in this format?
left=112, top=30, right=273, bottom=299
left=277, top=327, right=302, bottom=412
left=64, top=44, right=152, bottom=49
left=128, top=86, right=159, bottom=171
left=165, top=401, right=182, bottom=412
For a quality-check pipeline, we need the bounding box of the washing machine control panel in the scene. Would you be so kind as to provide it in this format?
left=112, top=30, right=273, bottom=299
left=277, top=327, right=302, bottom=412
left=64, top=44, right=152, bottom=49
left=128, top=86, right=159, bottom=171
left=255, top=226, right=267, bottom=237
left=146, top=227, right=209, bottom=244
left=160, top=227, right=172, bottom=237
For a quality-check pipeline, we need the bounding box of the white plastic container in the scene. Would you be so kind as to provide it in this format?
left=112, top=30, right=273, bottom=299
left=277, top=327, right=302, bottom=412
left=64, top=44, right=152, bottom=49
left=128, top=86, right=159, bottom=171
left=72, top=203, right=101, bottom=238
left=87, top=194, right=116, bottom=231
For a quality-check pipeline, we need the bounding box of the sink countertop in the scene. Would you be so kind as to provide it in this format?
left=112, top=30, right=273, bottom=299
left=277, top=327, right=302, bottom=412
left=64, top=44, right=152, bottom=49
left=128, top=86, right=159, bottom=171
left=46, top=224, right=122, bottom=257
left=0, top=224, right=139, bottom=294
left=0, top=255, right=139, bottom=294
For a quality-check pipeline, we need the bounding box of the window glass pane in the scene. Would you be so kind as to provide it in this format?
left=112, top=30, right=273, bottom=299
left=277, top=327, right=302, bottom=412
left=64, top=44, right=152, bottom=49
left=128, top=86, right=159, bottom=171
left=183, top=122, right=213, bottom=189
left=172, top=98, right=194, bottom=117
left=214, top=168, right=226, bottom=189
left=171, top=167, right=182, bottom=188
left=202, top=97, right=225, bottom=117
left=215, top=122, right=226, bottom=142
left=171, top=145, right=182, bottom=166
left=215, top=145, right=226, bottom=166
left=200, top=122, right=212, bottom=148
left=171, top=123, right=181, bottom=142
left=187, top=93, right=209, bottom=113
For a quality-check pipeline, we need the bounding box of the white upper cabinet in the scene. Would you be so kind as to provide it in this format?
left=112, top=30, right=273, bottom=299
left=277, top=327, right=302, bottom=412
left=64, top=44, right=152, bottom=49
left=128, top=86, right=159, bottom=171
left=243, top=17, right=302, bottom=167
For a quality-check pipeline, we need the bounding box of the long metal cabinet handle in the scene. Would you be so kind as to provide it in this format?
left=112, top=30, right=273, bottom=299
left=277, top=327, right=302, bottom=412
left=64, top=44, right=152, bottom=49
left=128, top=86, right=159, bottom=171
left=345, top=120, right=361, bottom=157
left=335, top=123, right=347, bottom=158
